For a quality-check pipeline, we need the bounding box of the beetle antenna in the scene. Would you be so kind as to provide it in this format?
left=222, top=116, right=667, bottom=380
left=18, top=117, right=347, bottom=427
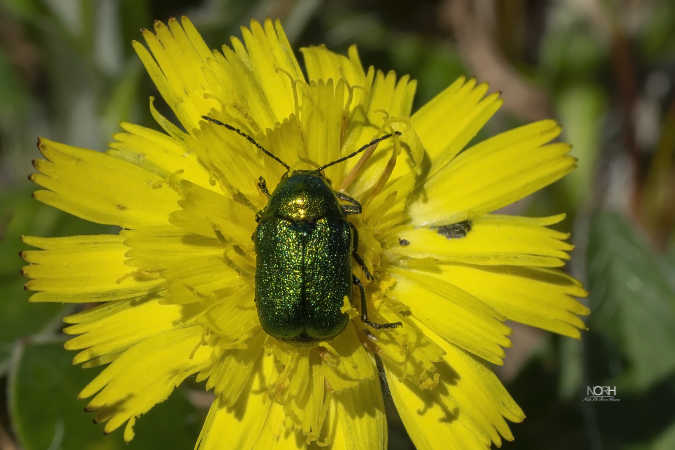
left=202, top=116, right=290, bottom=171
left=317, top=131, right=401, bottom=172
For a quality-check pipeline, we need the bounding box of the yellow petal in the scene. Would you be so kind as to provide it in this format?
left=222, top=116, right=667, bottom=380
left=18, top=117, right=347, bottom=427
left=235, top=20, right=304, bottom=123
left=373, top=300, right=446, bottom=388
left=265, top=342, right=330, bottom=445
left=433, top=264, right=589, bottom=337
left=320, top=322, right=377, bottom=391
left=169, top=180, right=257, bottom=252
left=197, top=397, right=297, bottom=450
left=136, top=16, right=303, bottom=134
left=297, top=80, right=347, bottom=182
left=301, top=44, right=422, bottom=188
left=123, top=223, right=248, bottom=304
left=122, top=226, right=224, bottom=271
left=388, top=268, right=510, bottom=365
left=412, top=77, right=502, bottom=166
left=32, top=138, right=179, bottom=228
left=196, top=351, right=291, bottom=450
left=314, top=322, right=388, bottom=449
left=264, top=114, right=308, bottom=176
left=80, top=326, right=213, bottom=439
left=387, top=372, right=486, bottom=450
left=345, top=70, right=421, bottom=197
left=410, top=121, right=574, bottom=226
left=63, top=298, right=182, bottom=366
left=216, top=45, right=278, bottom=131
left=184, top=120, right=269, bottom=206
left=163, top=255, right=246, bottom=304
left=21, top=234, right=163, bottom=302
left=300, top=44, right=369, bottom=108
left=210, top=18, right=306, bottom=133
left=386, top=338, right=524, bottom=450
left=333, top=366, right=387, bottom=450
left=368, top=71, right=417, bottom=123
left=200, top=331, right=265, bottom=407
left=203, top=286, right=259, bottom=342
left=108, top=122, right=214, bottom=191
left=391, top=214, right=573, bottom=267
left=134, top=18, right=221, bottom=131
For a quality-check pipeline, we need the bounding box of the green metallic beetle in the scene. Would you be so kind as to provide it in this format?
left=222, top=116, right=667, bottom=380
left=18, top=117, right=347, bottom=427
left=203, top=116, right=402, bottom=342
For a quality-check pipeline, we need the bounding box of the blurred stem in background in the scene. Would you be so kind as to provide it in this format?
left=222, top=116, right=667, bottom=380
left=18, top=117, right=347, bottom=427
left=0, top=1, right=673, bottom=449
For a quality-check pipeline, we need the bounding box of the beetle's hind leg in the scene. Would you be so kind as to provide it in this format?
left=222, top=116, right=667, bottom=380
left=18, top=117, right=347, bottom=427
left=336, top=192, right=362, bottom=215
left=349, top=223, right=373, bottom=280
left=353, top=274, right=402, bottom=330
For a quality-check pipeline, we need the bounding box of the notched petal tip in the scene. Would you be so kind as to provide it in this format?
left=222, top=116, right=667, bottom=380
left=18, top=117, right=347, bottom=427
left=140, top=28, right=154, bottom=41
left=263, top=17, right=275, bottom=28
left=35, top=137, right=48, bottom=156
left=487, top=90, right=503, bottom=102
left=20, top=235, right=39, bottom=248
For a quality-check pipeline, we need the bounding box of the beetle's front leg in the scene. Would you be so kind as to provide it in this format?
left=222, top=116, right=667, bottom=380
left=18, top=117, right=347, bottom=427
left=353, top=274, right=402, bottom=330
left=336, top=192, right=361, bottom=215
left=349, top=223, right=372, bottom=280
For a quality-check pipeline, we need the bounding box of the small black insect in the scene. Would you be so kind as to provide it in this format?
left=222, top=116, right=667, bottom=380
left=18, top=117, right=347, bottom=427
left=203, top=116, right=402, bottom=342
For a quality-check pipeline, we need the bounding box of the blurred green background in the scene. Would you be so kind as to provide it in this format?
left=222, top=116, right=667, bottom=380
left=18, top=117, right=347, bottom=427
left=0, top=0, right=674, bottom=449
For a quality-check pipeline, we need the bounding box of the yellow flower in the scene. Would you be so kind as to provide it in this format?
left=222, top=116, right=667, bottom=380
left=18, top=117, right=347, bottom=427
left=22, top=17, right=589, bottom=449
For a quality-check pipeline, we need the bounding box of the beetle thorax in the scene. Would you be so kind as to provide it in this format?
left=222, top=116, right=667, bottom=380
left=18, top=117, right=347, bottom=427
left=264, top=171, right=343, bottom=222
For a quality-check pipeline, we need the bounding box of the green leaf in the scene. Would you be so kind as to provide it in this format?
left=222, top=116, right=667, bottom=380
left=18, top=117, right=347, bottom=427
left=558, top=337, right=584, bottom=399
left=0, top=189, right=65, bottom=370
left=0, top=49, right=28, bottom=123
left=119, top=0, right=150, bottom=53
left=0, top=341, right=12, bottom=374
left=0, top=277, right=64, bottom=353
left=639, top=0, right=675, bottom=61
left=9, top=341, right=203, bottom=450
left=538, top=4, right=608, bottom=87
left=101, top=62, right=143, bottom=137
left=1, top=0, right=50, bottom=23
left=652, top=422, right=675, bottom=450
left=587, top=211, right=675, bottom=391
left=0, top=187, right=61, bottom=276
left=556, top=85, right=606, bottom=210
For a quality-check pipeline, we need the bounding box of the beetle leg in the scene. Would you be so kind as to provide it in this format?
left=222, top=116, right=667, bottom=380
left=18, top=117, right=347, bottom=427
left=353, top=274, right=402, bottom=330
left=350, top=223, right=373, bottom=280
left=336, top=192, right=362, bottom=215
left=257, top=176, right=271, bottom=198
left=341, top=205, right=361, bottom=215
